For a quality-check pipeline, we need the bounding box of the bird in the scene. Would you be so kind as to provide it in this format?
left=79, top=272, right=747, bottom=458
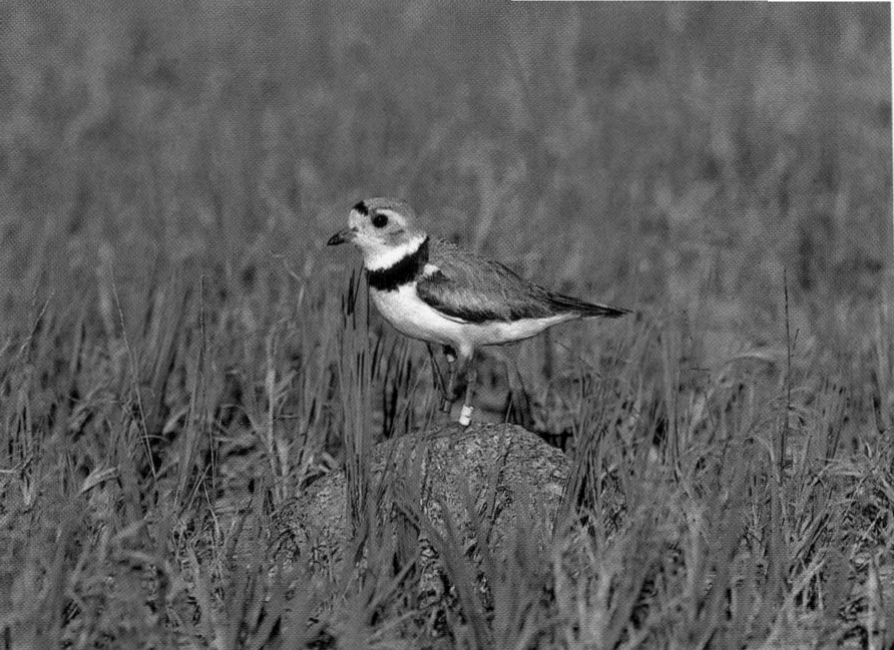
left=328, top=197, right=630, bottom=426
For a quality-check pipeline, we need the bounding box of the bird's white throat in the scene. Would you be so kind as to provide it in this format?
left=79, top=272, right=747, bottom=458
left=363, top=233, right=427, bottom=271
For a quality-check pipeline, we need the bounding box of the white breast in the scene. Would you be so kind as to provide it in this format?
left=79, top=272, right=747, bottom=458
left=371, top=284, right=468, bottom=348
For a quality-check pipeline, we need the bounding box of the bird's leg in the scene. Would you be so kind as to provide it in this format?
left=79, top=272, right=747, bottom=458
left=427, top=344, right=448, bottom=404
left=458, top=353, right=477, bottom=427
left=441, top=345, right=458, bottom=413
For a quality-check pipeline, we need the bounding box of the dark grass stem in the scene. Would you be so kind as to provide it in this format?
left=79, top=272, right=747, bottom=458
left=339, top=268, right=373, bottom=538
left=111, top=272, right=159, bottom=484
left=781, top=268, right=792, bottom=483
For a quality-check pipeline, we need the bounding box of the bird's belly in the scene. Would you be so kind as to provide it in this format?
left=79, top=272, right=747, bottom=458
left=468, top=314, right=574, bottom=345
left=371, top=285, right=575, bottom=351
left=371, top=285, right=467, bottom=347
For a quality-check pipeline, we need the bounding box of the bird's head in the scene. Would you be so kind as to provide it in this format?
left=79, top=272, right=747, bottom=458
left=328, top=198, right=427, bottom=270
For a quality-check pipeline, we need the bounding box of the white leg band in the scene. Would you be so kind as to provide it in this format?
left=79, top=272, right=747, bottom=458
left=458, top=405, right=474, bottom=426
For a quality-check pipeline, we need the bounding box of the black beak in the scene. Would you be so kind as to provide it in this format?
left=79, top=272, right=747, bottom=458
left=327, top=228, right=356, bottom=246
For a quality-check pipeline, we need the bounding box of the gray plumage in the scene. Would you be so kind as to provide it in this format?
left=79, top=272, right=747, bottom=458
left=418, top=238, right=629, bottom=323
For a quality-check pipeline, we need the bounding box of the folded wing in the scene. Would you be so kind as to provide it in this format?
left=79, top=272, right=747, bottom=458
left=417, top=238, right=628, bottom=322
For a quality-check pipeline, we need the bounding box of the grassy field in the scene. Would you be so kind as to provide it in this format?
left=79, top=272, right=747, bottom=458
left=1, top=3, right=892, bottom=648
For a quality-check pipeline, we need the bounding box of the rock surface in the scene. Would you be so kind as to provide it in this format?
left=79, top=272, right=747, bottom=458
left=275, top=422, right=571, bottom=579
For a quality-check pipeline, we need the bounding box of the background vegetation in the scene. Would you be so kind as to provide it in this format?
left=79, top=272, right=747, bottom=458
left=0, top=2, right=891, bottom=648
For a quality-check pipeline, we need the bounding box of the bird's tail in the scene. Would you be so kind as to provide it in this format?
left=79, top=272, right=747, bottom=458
left=548, top=293, right=631, bottom=318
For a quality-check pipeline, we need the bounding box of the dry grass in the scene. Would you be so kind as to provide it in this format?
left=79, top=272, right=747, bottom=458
left=0, top=3, right=891, bottom=648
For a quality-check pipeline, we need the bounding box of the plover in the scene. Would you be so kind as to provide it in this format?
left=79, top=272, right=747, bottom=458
left=328, top=197, right=629, bottom=426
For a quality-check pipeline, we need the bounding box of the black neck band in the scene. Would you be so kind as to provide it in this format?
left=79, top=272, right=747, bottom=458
left=367, top=237, right=429, bottom=292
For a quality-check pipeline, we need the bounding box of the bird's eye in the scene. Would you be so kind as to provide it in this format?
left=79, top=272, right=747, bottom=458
left=371, top=213, right=389, bottom=228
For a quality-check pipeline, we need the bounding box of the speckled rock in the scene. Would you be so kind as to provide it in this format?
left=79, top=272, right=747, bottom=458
left=275, top=422, right=571, bottom=580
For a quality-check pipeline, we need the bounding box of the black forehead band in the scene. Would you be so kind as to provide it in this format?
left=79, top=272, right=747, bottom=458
left=352, top=200, right=368, bottom=215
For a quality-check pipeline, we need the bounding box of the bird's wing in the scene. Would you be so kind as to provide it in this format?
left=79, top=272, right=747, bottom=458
left=416, top=239, right=562, bottom=322
left=418, top=238, right=630, bottom=322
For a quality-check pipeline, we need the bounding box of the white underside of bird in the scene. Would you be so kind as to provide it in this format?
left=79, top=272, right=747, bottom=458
left=370, top=280, right=576, bottom=358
